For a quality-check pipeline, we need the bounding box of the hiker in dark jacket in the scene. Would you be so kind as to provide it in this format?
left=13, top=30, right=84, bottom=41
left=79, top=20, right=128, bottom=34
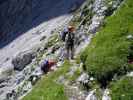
left=65, top=26, right=75, bottom=60
left=41, top=59, right=56, bottom=74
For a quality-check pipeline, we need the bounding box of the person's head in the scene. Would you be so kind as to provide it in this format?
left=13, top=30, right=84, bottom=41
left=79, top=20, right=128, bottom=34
left=68, top=25, right=75, bottom=32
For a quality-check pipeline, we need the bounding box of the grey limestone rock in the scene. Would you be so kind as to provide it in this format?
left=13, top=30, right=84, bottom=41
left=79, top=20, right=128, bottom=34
left=12, top=50, right=36, bottom=71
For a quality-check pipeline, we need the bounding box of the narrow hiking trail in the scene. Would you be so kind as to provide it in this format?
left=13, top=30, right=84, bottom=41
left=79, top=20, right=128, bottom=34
left=56, top=59, right=90, bottom=100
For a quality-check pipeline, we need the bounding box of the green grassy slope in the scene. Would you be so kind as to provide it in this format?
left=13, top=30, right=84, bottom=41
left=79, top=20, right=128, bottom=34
left=81, top=0, right=133, bottom=86
left=110, top=76, right=133, bottom=100
left=23, top=61, right=71, bottom=100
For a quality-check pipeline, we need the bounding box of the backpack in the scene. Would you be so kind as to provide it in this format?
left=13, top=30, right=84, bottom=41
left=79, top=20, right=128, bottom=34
left=41, top=60, right=49, bottom=73
left=66, top=32, right=75, bottom=46
left=60, top=29, right=68, bottom=41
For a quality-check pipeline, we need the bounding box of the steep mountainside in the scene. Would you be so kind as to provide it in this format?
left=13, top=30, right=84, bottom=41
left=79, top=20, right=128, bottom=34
left=0, top=0, right=84, bottom=67
left=0, top=0, right=32, bottom=39
left=0, top=0, right=133, bottom=100
left=0, top=0, right=84, bottom=41
left=0, top=0, right=85, bottom=99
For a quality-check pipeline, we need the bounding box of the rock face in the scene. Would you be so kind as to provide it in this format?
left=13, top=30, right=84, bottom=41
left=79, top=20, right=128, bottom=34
left=0, top=0, right=85, bottom=41
left=0, top=0, right=84, bottom=99
left=85, top=90, right=97, bottom=100
left=0, top=62, right=14, bottom=84
left=0, top=0, right=32, bottom=39
left=102, top=89, right=111, bottom=100
left=12, top=50, right=36, bottom=71
left=88, top=0, right=123, bottom=34
left=77, top=73, right=89, bottom=84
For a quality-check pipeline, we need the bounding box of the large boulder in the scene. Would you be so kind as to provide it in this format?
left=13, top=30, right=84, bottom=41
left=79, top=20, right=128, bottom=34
left=102, top=89, right=111, bottom=100
left=12, top=50, right=36, bottom=71
left=77, top=73, right=89, bottom=84
left=85, top=90, right=97, bottom=100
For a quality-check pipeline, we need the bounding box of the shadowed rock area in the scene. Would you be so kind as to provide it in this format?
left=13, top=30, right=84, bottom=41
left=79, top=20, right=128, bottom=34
left=0, top=0, right=85, bottom=48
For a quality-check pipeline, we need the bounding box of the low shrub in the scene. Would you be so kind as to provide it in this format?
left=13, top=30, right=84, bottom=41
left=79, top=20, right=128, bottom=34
left=110, top=77, right=133, bottom=100
left=81, top=0, right=133, bottom=87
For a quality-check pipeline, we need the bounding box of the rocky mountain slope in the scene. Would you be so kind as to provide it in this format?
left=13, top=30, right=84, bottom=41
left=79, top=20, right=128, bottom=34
left=23, top=0, right=125, bottom=100
left=0, top=0, right=85, bottom=99
left=0, top=0, right=85, bottom=67
left=0, top=0, right=132, bottom=100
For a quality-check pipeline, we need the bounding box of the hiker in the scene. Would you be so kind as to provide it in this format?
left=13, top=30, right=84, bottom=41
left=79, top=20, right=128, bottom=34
left=41, top=59, right=56, bottom=74
left=65, top=26, right=75, bottom=60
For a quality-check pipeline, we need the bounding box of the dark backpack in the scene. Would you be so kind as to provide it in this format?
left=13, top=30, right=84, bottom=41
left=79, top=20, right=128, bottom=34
left=60, top=31, right=68, bottom=41
left=66, top=32, right=75, bottom=46
left=41, top=60, right=49, bottom=73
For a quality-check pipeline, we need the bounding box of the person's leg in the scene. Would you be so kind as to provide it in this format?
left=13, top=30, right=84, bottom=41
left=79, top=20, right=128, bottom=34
left=71, top=45, right=74, bottom=59
left=41, top=64, right=48, bottom=74
left=66, top=45, right=70, bottom=60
